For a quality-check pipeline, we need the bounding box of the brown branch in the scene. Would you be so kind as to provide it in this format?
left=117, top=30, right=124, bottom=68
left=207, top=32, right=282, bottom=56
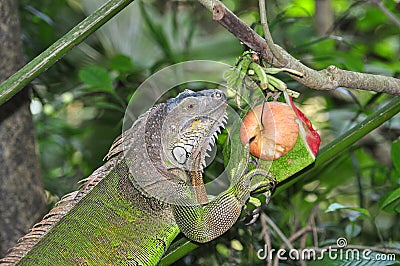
left=262, top=214, right=294, bottom=250
left=258, top=0, right=287, bottom=66
left=198, top=1, right=400, bottom=96
left=212, top=4, right=273, bottom=63
left=260, top=213, right=273, bottom=266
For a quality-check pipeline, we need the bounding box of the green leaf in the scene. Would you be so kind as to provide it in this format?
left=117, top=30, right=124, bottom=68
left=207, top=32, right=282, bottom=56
left=391, top=140, right=400, bottom=174
left=230, top=240, right=243, bottom=251
left=325, top=203, right=371, bottom=218
left=345, top=223, right=361, bottom=238
left=284, top=0, right=314, bottom=17
left=216, top=243, right=229, bottom=257
left=110, top=54, right=134, bottom=72
left=78, top=66, right=114, bottom=93
left=326, top=203, right=346, bottom=212
left=380, top=187, right=400, bottom=214
left=92, top=101, right=124, bottom=112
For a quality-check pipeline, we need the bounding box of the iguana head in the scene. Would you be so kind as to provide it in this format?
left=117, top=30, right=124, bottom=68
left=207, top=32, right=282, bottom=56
left=161, top=89, right=227, bottom=172
left=126, top=89, right=227, bottom=204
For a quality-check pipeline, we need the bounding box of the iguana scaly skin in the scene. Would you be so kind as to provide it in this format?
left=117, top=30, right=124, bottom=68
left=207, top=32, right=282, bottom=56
left=1, top=89, right=270, bottom=265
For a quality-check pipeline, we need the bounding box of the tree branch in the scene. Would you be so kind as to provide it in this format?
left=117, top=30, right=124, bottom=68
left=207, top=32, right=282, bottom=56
left=258, top=0, right=286, bottom=66
left=198, top=1, right=400, bottom=96
left=370, top=0, right=400, bottom=29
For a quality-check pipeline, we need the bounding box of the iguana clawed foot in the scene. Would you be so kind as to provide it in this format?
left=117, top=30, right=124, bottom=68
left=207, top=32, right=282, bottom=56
left=241, top=178, right=276, bottom=225
left=230, top=143, right=277, bottom=226
left=242, top=200, right=262, bottom=225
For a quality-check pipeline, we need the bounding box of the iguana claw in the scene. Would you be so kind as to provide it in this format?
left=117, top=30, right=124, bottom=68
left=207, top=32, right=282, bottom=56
left=241, top=176, right=276, bottom=225
left=243, top=205, right=261, bottom=225
left=249, top=157, right=260, bottom=168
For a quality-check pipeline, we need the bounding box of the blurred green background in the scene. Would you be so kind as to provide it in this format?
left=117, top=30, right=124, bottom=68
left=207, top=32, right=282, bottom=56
left=18, top=0, right=399, bottom=264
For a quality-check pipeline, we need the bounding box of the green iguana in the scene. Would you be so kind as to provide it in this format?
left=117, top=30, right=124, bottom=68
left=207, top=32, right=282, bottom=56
left=1, top=89, right=278, bottom=265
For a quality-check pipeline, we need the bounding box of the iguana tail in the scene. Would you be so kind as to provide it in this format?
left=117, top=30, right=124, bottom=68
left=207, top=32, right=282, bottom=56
left=0, top=156, right=180, bottom=265
left=0, top=158, right=114, bottom=265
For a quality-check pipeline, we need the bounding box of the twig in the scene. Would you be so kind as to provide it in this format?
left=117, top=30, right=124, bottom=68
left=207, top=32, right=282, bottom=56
left=370, top=0, right=400, bottom=29
left=262, top=213, right=294, bottom=250
left=279, top=205, right=322, bottom=265
left=310, top=205, right=320, bottom=247
left=212, top=4, right=273, bottom=63
left=260, top=213, right=273, bottom=266
left=280, top=225, right=323, bottom=250
left=197, top=0, right=400, bottom=96
left=283, top=226, right=311, bottom=265
left=287, top=226, right=311, bottom=246
left=350, top=151, right=365, bottom=208
left=299, top=205, right=320, bottom=262
left=258, top=0, right=287, bottom=66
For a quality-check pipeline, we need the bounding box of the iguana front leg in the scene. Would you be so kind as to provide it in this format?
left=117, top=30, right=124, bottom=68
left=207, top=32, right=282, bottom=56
left=172, top=145, right=275, bottom=243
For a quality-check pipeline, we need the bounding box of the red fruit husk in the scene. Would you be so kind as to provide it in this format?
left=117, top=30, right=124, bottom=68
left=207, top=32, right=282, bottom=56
left=284, top=93, right=321, bottom=158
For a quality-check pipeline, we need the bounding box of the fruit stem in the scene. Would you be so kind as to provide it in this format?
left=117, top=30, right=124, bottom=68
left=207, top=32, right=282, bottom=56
left=260, top=97, right=267, bottom=129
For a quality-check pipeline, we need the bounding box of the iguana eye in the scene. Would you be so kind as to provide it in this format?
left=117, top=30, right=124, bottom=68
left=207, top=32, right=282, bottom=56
left=186, top=104, right=194, bottom=110
left=212, top=91, right=223, bottom=99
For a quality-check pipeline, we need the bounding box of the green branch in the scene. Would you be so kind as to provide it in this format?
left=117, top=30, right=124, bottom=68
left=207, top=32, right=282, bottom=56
left=0, top=0, right=135, bottom=106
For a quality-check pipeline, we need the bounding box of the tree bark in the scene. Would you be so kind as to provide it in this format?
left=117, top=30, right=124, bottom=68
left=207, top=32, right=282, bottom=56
left=314, top=0, right=334, bottom=36
left=0, top=0, right=46, bottom=256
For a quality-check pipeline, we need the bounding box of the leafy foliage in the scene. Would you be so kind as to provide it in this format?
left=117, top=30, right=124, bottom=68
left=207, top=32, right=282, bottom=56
left=17, top=0, right=400, bottom=264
